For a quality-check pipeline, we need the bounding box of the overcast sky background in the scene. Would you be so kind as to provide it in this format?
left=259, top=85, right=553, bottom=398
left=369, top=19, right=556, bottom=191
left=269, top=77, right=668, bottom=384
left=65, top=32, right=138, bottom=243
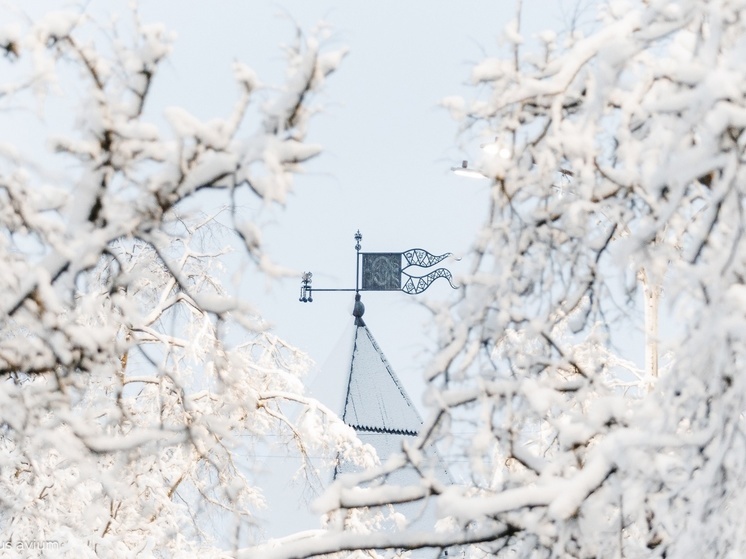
left=137, top=0, right=601, bottom=391
left=13, top=0, right=604, bottom=539
left=130, top=0, right=607, bottom=537
left=139, top=0, right=507, bottom=387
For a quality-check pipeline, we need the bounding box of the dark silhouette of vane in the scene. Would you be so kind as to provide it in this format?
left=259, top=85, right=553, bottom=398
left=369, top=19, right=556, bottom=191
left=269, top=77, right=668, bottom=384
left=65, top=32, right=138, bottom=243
left=298, top=230, right=457, bottom=302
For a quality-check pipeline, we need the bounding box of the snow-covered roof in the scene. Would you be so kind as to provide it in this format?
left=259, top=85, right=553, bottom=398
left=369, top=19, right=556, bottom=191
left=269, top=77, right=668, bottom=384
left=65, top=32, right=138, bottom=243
left=341, top=320, right=423, bottom=437
left=332, top=305, right=451, bottom=497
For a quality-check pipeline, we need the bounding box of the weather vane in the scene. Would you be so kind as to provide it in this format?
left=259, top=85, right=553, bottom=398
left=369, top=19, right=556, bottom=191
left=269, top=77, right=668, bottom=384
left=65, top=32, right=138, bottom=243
left=299, top=230, right=458, bottom=302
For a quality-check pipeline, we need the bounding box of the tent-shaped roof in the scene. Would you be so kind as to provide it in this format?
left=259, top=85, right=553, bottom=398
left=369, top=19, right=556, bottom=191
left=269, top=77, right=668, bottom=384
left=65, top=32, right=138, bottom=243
left=341, top=317, right=423, bottom=437
left=328, top=298, right=450, bottom=559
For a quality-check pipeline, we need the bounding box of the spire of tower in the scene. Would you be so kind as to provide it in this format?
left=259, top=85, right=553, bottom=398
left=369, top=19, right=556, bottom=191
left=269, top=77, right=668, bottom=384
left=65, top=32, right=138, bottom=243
left=342, top=309, right=422, bottom=437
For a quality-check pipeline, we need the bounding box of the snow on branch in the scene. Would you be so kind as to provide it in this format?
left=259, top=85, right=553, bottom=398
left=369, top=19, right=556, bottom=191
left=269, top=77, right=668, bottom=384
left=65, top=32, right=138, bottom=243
left=259, top=0, right=746, bottom=557
left=0, top=3, right=353, bottom=555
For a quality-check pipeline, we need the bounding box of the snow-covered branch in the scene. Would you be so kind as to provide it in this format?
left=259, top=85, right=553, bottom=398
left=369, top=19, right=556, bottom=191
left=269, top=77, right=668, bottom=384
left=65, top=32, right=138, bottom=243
left=0, top=4, right=352, bottom=555
left=262, top=1, right=746, bottom=556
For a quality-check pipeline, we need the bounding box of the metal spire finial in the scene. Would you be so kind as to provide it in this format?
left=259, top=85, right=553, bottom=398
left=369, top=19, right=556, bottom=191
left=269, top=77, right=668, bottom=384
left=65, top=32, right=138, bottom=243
left=352, top=292, right=365, bottom=326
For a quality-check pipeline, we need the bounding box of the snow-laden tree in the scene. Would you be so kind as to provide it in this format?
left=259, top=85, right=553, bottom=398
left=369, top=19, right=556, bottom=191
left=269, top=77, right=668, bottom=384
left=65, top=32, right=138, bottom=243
left=252, top=1, right=746, bottom=557
left=0, top=5, right=377, bottom=557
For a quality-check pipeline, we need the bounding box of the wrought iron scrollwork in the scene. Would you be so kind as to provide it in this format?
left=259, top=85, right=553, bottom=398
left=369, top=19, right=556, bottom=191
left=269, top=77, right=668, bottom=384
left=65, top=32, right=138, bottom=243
left=402, top=249, right=452, bottom=269
left=401, top=248, right=457, bottom=294
left=402, top=268, right=457, bottom=294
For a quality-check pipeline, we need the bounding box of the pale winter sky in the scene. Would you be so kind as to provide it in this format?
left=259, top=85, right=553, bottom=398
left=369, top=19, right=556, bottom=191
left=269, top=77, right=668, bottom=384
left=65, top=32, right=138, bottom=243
left=132, top=0, right=609, bottom=537
left=16, top=0, right=607, bottom=538
left=136, top=0, right=603, bottom=396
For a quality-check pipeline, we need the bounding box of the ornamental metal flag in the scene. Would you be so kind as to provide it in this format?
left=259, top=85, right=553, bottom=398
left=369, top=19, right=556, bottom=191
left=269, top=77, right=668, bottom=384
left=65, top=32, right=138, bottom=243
left=362, top=253, right=401, bottom=291
left=298, top=231, right=457, bottom=302
left=360, top=249, right=457, bottom=294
